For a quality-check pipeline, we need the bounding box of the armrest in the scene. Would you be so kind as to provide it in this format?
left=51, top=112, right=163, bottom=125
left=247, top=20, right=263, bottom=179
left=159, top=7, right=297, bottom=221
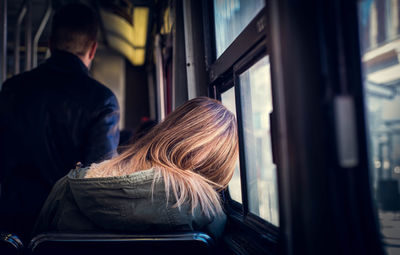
left=0, top=231, right=24, bottom=254
left=29, top=231, right=215, bottom=255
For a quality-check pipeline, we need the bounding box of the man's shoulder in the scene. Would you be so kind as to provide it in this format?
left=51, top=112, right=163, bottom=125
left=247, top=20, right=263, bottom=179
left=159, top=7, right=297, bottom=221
left=1, top=70, right=36, bottom=92
left=86, top=77, right=116, bottom=99
left=82, top=77, right=118, bottom=112
left=72, top=76, right=118, bottom=116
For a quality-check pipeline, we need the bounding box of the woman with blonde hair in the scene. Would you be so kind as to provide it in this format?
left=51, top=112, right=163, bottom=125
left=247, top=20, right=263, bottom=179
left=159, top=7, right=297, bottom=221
left=33, top=97, right=238, bottom=239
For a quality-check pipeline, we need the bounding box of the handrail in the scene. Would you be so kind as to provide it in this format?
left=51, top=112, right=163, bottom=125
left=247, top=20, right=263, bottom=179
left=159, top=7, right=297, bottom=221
left=25, top=0, right=32, bottom=71
left=14, top=0, right=27, bottom=75
left=33, top=0, right=52, bottom=68
left=155, top=34, right=166, bottom=121
left=0, top=0, right=7, bottom=86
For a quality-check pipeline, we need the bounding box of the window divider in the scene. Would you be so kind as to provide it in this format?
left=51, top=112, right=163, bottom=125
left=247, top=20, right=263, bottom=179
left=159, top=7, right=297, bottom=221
left=233, top=73, right=249, bottom=217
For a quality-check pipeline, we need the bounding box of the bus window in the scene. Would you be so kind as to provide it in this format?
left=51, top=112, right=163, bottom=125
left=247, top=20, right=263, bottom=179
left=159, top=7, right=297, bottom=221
left=213, top=0, right=265, bottom=58
left=210, top=0, right=277, bottom=230
left=238, top=56, right=278, bottom=225
left=358, top=0, right=400, bottom=254
left=221, top=87, right=242, bottom=203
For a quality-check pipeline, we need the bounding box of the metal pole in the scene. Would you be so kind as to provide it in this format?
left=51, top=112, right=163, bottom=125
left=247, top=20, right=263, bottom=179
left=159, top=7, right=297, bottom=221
left=171, top=0, right=188, bottom=110
left=25, top=0, right=32, bottom=71
left=155, top=34, right=166, bottom=121
left=182, top=0, right=207, bottom=99
left=182, top=0, right=196, bottom=99
left=14, top=2, right=27, bottom=75
left=0, top=0, right=7, bottom=86
left=33, top=0, right=52, bottom=68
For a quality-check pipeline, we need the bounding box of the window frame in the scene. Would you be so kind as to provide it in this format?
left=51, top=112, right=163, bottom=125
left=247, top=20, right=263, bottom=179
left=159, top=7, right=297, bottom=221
left=204, top=0, right=279, bottom=241
left=232, top=42, right=279, bottom=236
left=208, top=4, right=269, bottom=83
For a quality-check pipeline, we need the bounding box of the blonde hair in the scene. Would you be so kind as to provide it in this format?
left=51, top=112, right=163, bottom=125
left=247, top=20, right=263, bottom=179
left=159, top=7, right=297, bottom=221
left=86, top=97, right=238, bottom=217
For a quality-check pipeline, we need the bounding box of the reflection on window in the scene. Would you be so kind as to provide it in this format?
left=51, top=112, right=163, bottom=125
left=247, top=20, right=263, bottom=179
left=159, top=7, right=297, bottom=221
left=213, top=0, right=265, bottom=58
left=239, top=56, right=278, bottom=226
left=221, top=88, right=242, bottom=203
left=359, top=1, right=400, bottom=254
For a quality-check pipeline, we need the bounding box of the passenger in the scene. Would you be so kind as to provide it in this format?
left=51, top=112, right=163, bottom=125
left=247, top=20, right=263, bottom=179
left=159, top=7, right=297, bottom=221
left=118, top=119, right=157, bottom=153
left=33, top=97, right=238, bottom=240
left=0, top=4, right=120, bottom=240
left=131, top=117, right=158, bottom=143
left=118, top=129, right=135, bottom=147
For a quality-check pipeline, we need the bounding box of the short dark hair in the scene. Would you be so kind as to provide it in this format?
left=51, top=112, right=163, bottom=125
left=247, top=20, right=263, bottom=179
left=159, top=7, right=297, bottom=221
left=50, top=3, right=99, bottom=56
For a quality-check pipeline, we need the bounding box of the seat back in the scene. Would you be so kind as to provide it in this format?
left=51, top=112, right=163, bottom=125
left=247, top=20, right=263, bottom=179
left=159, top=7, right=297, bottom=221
left=0, top=231, right=24, bottom=255
left=28, top=231, right=215, bottom=255
left=377, top=179, right=400, bottom=212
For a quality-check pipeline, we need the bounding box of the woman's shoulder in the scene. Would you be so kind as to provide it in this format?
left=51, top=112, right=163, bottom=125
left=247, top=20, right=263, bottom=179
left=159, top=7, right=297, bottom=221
left=67, top=162, right=90, bottom=179
left=67, top=161, right=157, bottom=185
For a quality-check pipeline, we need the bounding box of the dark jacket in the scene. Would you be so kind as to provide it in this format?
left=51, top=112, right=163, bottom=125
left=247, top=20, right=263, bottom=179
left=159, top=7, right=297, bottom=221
left=0, top=50, right=120, bottom=239
left=33, top=167, right=226, bottom=240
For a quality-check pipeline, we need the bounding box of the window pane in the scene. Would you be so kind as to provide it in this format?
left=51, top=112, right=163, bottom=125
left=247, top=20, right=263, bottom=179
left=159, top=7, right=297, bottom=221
left=213, top=0, right=265, bottom=58
left=221, top=88, right=242, bottom=203
left=239, top=56, right=278, bottom=225
left=358, top=1, right=400, bottom=254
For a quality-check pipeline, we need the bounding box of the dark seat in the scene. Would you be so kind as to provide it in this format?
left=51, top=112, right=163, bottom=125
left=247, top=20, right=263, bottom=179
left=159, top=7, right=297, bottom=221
left=28, top=231, right=215, bottom=255
left=0, top=231, right=24, bottom=255
left=377, top=179, right=400, bottom=212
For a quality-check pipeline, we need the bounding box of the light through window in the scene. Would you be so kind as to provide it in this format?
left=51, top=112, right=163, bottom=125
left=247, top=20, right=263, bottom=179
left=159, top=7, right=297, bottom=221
left=358, top=1, right=400, bottom=254
left=239, top=56, right=278, bottom=225
left=213, top=0, right=265, bottom=58
left=221, top=88, right=242, bottom=203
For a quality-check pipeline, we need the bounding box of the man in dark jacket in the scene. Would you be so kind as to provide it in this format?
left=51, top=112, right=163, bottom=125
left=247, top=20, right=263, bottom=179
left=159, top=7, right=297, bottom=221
left=0, top=3, right=120, bottom=239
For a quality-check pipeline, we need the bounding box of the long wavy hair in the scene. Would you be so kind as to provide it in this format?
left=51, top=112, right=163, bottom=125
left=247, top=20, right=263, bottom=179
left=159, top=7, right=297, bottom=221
left=86, top=97, right=238, bottom=217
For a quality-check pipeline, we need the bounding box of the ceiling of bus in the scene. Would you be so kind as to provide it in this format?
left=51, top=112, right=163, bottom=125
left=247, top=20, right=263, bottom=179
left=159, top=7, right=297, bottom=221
left=100, top=5, right=149, bottom=65
left=6, top=0, right=152, bottom=66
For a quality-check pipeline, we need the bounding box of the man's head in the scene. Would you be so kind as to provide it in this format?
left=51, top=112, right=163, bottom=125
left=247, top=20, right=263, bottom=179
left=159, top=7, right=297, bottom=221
left=49, top=3, right=99, bottom=67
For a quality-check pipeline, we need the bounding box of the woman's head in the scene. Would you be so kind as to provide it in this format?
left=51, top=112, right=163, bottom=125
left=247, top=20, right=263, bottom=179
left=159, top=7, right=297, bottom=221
left=136, top=97, right=238, bottom=189
left=87, top=97, right=238, bottom=216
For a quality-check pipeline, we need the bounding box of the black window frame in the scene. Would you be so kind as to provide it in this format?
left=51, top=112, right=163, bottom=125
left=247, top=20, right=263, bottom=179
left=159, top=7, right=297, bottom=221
left=203, top=0, right=279, bottom=241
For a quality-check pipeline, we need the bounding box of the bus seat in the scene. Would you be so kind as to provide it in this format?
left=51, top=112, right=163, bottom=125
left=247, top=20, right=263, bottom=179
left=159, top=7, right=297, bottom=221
left=28, top=231, right=215, bottom=255
left=377, top=179, right=400, bottom=212
left=0, top=231, right=24, bottom=255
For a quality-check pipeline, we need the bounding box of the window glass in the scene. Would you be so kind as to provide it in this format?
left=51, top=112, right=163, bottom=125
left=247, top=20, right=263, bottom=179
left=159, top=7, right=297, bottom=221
left=221, top=88, right=242, bottom=203
left=358, top=1, right=400, bottom=254
left=213, top=0, right=265, bottom=58
left=239, top=56, right=278, bottom=225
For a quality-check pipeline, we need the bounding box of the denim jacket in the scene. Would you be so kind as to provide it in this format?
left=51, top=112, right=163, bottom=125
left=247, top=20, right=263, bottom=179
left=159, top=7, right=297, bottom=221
left=33, top=167, right=226, bottom=240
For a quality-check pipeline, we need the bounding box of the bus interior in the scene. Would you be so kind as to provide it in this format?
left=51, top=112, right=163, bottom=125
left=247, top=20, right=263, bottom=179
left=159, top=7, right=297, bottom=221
left=0, top=0, right=400, bottom=254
